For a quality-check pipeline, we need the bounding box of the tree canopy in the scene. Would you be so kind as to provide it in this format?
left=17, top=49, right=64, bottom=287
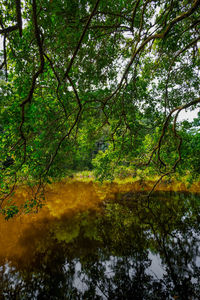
left=0, top=0, right=200, bottom=212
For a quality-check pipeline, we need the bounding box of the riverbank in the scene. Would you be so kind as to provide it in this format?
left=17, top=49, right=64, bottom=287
left=1, top=173, right=200, bottom=220
left=69, top=171, right=200, bottom=194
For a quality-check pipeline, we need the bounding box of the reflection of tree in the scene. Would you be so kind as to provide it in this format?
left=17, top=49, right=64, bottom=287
left=0, top=192, right=200, bottom=299
left=0, top=250, right=82, bottom=299
left=137, top=192, right=200, bottom=299
left=80, top=253, right=169, bottom=299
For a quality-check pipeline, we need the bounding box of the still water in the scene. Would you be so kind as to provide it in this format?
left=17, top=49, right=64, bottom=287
left=0, top=181, right=200, bottom=299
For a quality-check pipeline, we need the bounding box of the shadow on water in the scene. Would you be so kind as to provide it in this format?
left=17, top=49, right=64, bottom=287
left=0, top=182, right=200, bottom=299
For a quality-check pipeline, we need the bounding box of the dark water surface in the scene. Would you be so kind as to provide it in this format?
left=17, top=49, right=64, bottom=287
left=0, top=183, right=200, bottom=299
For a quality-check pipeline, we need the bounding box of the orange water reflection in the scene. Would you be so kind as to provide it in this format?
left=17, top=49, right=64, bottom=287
left=0, top=181, right=105, bottom=265
left=0, top=180, right=200, bottom=267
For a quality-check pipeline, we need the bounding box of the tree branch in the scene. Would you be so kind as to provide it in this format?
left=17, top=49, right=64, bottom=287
left=63, top=0, right=101, bottom=79
left=147, top=97, right=200, bottom=201
left=102, top=0, right=200, bottom=106
left=15, top=0, right=22, bottom=37
left=19, top=0, right=45, bottom=162
left=0, top=25, right=18, bottom=35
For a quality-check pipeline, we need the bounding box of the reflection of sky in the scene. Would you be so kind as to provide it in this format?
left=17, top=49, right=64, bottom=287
left=72, top=254, right=166, bottom=297
left=148, top=252, right=165, bottom=279
left=72, top=261, right=89, bottom=294
left=60, top=247, right=200, bottom=295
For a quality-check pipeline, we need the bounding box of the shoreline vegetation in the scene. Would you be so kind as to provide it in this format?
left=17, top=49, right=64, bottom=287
left=68, top=171, right=200, bottom=193
left=1, top=171, right=200, bottom=219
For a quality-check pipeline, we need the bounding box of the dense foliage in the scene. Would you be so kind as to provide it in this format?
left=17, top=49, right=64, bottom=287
left=0, top=0, right=200, bottom=211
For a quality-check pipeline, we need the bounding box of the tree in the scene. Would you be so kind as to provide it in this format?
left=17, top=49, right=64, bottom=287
left=0, top=0, right=200, bottom=212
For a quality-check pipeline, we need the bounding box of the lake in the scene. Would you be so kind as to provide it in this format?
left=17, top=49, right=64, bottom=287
left=0, top=181, right=200, bottom=299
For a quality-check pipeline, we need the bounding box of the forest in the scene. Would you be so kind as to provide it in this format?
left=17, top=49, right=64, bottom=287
left=0, top=0, right=200, bottom=216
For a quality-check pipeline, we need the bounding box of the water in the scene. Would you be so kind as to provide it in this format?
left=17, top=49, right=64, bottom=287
left=0, top=182, right=200, bottom=299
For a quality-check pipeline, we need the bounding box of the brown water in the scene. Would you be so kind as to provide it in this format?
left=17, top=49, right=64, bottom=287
left=0, top=181, right=200, bottom=299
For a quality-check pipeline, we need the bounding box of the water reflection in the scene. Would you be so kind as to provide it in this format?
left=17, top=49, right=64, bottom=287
left=0, top=183, right=200, bottom=299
